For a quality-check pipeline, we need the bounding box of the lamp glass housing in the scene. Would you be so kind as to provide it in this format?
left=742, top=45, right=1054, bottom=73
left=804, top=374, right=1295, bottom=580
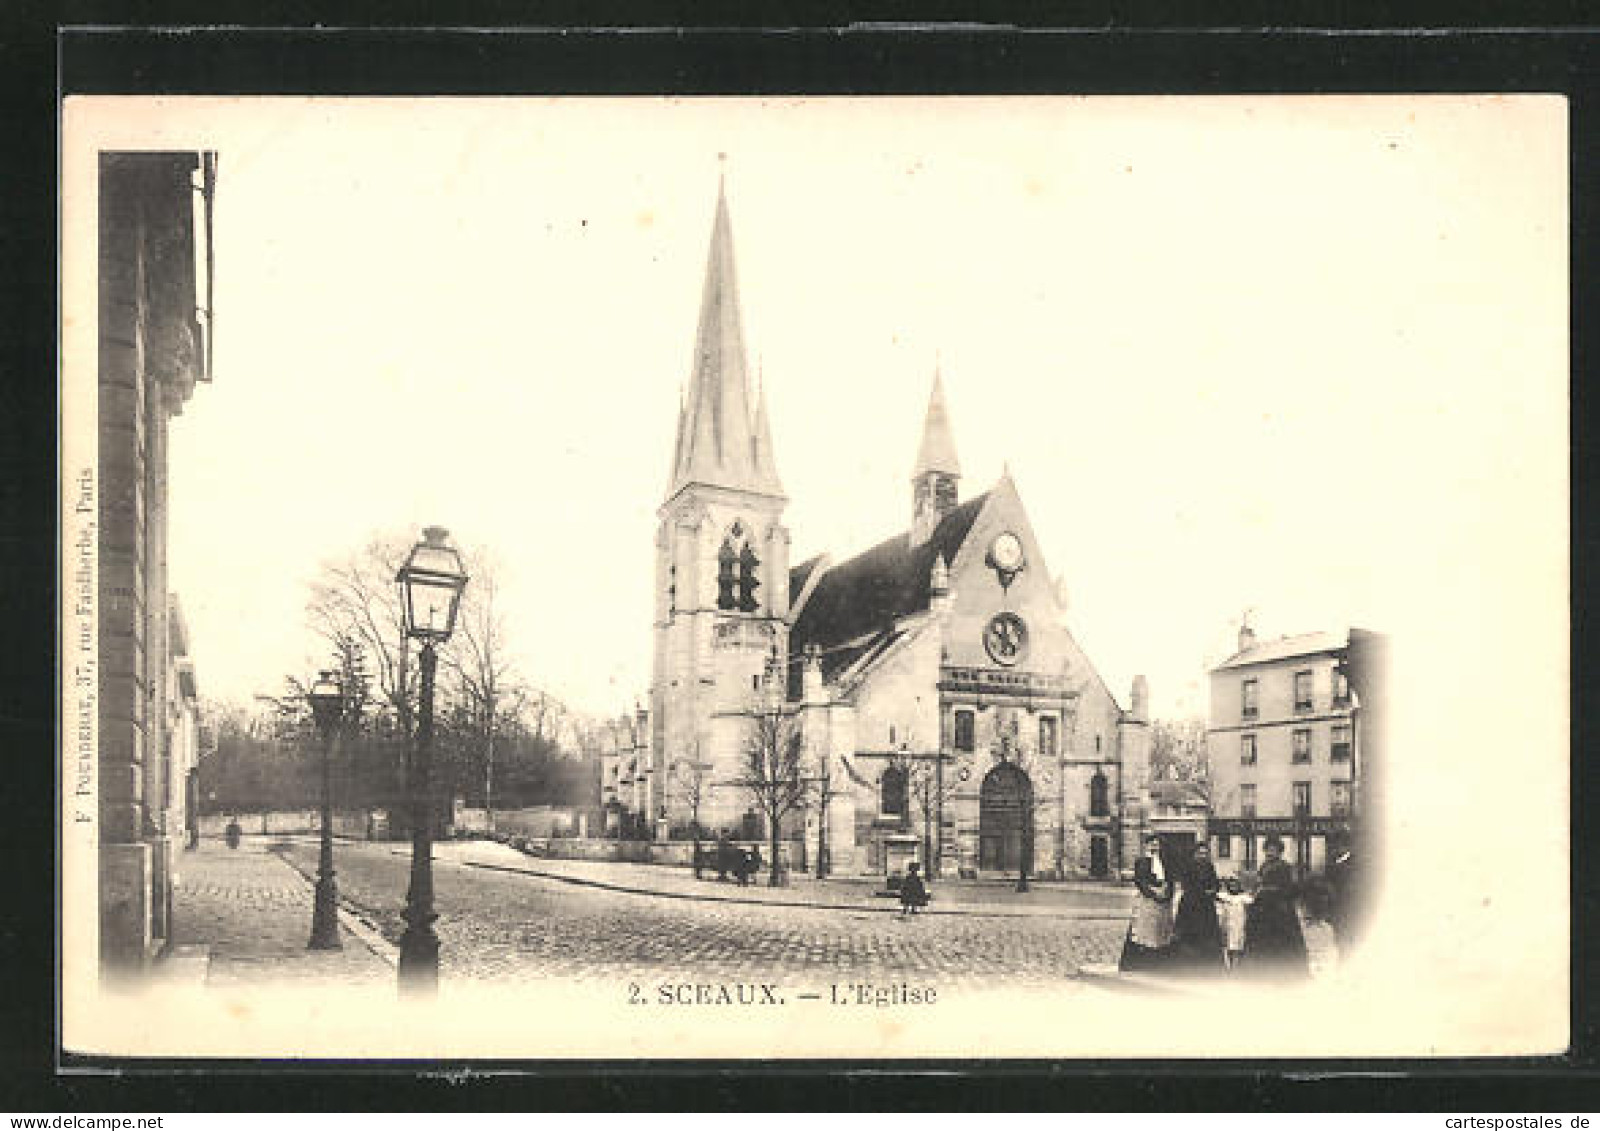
left=307, top=670, right=343, bottom=732
left=397, top=526, right=468, bottom=641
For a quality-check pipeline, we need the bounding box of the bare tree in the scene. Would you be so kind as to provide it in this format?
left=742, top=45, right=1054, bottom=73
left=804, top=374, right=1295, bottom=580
left=667, top=747, right=712, bottom=872
left=1151, top=716, right=1211, bottom=800
left=306, top=532, right=416, bottom=746
left=440, top=551, right=521, bottom=832
left=736, top=707, right=812, bottom=888
left=883, top=743, right=961, bottom=881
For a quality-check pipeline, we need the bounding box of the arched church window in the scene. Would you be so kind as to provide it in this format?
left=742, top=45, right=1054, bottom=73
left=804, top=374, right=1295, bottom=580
left=716, top=540, right=738, bottom=610
left=738, top=542, right=761, bottom=612
left=880, top=765, right=908, bottom=820
left=1089, top=772, right=1110, bottom=818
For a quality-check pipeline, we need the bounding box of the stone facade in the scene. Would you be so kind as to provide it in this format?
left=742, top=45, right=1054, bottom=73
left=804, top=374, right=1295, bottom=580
left=630, top=183, right=1153, bottom=882
left=97, top=152, right=215, bottom=973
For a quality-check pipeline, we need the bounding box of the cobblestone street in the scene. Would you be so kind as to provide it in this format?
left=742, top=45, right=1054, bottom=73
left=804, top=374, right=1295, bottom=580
left=274, top=839, right=1127, bottom=990
left=166, top=841, right=392, bottom=987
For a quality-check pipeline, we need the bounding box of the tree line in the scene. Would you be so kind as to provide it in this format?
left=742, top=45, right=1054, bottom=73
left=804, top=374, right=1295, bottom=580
left=195, top=531, right=601, bottom=819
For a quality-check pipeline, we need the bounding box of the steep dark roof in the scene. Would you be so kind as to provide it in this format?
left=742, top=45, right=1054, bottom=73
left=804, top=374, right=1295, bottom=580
left=789, top=493, right=989, bottom=679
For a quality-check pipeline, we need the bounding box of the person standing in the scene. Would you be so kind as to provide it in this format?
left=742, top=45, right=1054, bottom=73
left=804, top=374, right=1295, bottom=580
left=1243, top=835, right=1310, bottom=979
left=899, top=862, right=930, bottom=917
left=1217, top=876, right=1253, bottom=971
left=1120, top=834, right=1174, bottom=972
left=1172, top=841, right=1225, bottom=973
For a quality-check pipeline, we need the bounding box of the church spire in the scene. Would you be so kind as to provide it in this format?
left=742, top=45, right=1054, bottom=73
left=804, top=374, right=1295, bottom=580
left=910, top=366, right=962, bottom=546
left=913, top=366, right=961, bottom=480
left=667, top=176, right=783, bottom=501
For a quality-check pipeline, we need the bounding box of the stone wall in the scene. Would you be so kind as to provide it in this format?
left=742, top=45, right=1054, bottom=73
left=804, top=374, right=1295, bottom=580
left=502, top=835, right=793, bottom=870
left=98, top=152, right=210, bottom=974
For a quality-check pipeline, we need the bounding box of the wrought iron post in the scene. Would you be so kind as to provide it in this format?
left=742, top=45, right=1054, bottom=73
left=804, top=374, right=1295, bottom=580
left=399, top=639, right=440, bottom=992
left=308, top=718, right=342, bottom=950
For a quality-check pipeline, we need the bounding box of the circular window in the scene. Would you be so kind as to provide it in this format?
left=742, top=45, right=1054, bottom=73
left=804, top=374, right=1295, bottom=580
left=983, top=611, right=1028, bottom=666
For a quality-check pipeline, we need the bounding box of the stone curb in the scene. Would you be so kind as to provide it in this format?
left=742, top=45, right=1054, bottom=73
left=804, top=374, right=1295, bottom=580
left=268, top=847, right=399, bottom=969
left=443, top=852, right=1131, bottom=922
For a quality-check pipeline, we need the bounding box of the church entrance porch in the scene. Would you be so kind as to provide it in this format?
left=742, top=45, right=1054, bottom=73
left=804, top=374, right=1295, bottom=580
left=978, top=763, right=1034, bottom=876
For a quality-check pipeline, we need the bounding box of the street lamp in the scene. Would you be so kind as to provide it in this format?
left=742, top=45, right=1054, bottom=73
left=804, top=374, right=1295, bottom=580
left=395, top=525, right=469, bottom=994
left=306, top=669, right=344, bottom=950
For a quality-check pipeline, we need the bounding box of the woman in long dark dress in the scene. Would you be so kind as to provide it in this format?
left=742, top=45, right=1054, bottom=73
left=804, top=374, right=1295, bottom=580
left=1243, top=835, right=1310, bottom=979
left=1119, top=834, right=1174, bottom=972
left=1172, top=842, right=1225, bottom=973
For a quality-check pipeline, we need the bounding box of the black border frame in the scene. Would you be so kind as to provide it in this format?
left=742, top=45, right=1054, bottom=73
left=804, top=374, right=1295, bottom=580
left=11, top=14, right=1595, bottom=1110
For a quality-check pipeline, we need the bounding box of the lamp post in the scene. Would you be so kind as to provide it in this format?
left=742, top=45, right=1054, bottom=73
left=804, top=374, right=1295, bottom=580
left=395, top=525, right=469, bottom=995
left=306, top=669, right=344, bottom=950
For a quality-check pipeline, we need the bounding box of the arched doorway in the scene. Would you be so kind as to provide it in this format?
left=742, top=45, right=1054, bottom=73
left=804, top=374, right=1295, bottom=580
left=979, top=763, right=1033, bottom=874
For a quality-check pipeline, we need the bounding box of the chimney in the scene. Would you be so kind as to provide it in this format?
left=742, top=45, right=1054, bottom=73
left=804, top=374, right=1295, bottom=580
left=1130, top=675, right=1149, bottom=722
left=1238, top=621, right=1257, bottom=655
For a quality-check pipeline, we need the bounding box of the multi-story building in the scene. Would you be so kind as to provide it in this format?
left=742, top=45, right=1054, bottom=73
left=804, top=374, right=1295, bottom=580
left=1205, top=623, right=1357, bottom=878
left=96, top=151, right=216, bottom=974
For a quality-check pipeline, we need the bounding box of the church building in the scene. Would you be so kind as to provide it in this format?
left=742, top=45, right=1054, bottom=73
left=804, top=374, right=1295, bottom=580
left=647, top=181, right=1152, bottom=881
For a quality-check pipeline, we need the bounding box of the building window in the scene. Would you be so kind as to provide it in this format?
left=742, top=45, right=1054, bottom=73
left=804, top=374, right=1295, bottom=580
left=1292, top=728, right=1312, bottom=763
left=1216, top=834, right=1231, bottom=859
left=1331, top=723, right=1352, bottom=761
left=1333, top=668, right=1351, bottom=707
left=716, top=540, right=738, bottom=610
left=1330, top=780, right=1352, bottom=818
left=1089, top=772, right=1109, bottom=817
left=1240, top=784, right=1257, bottom=819
left=880, top=765, right=908, bottom=819
left=954, top=709, right=975, bottom=752
left=1294, top=670, right=1314, bottom=713
left=1241, top=734, right=1257, bottom=765
left=1293, top=781, right=1312, bottom=817
left=737, top=543, right=761, bottom=612
left=888, top=725, right=896, bottom=747
left=1039, top=716, right=1059, bottom=759
left=1243, top=834, right=1258, bottom=870
left=1095, top=734, right=1102, bottom=754
left=717, top=523, right=761, bottom=612
left=1241, top=678, right=1258, bottom=719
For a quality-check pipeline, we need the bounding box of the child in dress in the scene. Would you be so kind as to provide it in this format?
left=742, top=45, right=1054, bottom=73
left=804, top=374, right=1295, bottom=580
left=1217, top=875, right=1253, bottom=971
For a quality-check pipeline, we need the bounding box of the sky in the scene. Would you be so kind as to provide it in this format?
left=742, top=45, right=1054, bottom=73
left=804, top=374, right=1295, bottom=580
left=67, top=96, right=1566, bottom=723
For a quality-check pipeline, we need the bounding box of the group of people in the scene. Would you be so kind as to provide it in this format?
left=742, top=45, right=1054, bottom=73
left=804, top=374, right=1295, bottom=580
left=1121, top=832, right=1310, bottom=979
left=694, top=835, right=763, bottom=886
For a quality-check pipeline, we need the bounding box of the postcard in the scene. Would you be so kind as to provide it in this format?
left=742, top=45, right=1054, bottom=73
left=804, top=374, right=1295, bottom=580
left=60, top=94, right=1569, bottom=1060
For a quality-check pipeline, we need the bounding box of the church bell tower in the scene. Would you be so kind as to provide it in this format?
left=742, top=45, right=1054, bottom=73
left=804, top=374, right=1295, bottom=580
left=651, top=177, right=790, bottom=831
